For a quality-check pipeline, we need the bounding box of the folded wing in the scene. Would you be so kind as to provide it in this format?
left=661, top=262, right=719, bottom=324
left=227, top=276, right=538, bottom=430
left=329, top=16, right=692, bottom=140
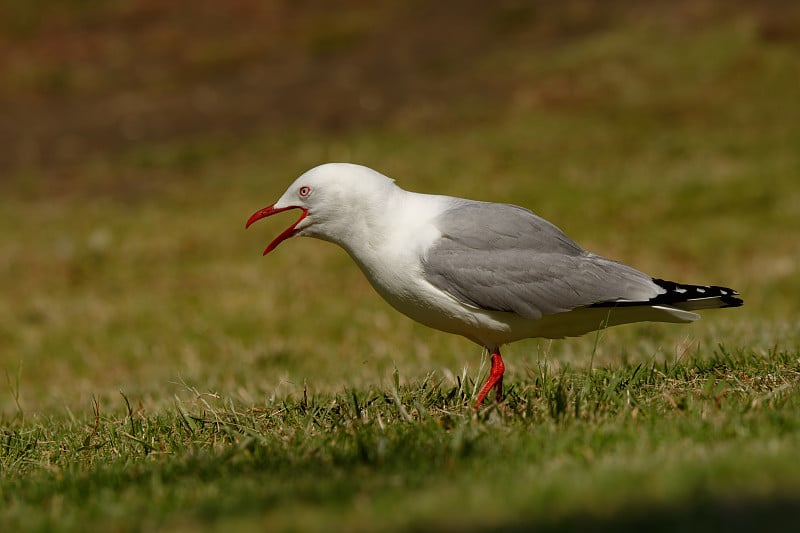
left=422, top=201, right=664, bottom=320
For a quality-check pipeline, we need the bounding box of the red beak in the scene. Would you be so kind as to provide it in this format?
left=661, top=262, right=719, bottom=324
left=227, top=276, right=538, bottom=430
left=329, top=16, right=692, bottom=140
left=246, top=204, right=308, bottom=255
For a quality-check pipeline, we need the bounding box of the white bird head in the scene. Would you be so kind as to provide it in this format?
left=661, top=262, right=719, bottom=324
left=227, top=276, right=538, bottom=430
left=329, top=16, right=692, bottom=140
left=246, top=163, right=397, bottom=255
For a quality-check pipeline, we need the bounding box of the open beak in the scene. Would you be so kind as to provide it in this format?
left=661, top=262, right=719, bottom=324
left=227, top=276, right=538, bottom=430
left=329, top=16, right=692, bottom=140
left=246, top=204, right=308, bottom=255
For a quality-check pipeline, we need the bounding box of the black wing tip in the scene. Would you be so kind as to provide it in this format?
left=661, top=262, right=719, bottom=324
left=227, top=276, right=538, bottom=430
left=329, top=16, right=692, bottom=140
left=718, top=295, right=744, bottom=308
left=590, top=278, right=743, bottom=309
left=652, top=278, right=743, bottom=307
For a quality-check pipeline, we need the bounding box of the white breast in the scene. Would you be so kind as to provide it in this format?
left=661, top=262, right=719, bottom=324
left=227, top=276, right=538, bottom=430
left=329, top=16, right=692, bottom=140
left=340, top=191, right=520, bottom=348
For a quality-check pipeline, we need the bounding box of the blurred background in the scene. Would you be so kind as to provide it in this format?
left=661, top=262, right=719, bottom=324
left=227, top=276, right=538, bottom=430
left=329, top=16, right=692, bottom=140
left=1, top=0, right=798, bottom=414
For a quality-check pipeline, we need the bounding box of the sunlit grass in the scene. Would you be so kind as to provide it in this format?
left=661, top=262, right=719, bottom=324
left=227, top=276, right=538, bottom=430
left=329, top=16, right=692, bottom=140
left=2, top=348, right=799, bottom=531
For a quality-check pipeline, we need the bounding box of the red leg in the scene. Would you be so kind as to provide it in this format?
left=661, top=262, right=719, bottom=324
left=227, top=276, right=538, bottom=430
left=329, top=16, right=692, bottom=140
left=473, top=351, right=505, bottom=409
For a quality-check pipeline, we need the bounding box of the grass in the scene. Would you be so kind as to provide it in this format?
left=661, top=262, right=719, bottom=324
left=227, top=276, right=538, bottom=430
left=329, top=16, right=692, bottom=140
left=2, top=348, right=800, bottom=531
left=2, top=2, right=800, bottom=531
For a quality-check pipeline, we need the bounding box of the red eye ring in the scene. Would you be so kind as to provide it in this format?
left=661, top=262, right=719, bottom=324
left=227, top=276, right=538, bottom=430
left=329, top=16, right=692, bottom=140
left=298, top=186, right=311, bottom=198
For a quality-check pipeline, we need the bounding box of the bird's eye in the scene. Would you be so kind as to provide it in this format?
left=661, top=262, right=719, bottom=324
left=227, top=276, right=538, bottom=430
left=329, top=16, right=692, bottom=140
left=298, top=186, right=311, bottom=198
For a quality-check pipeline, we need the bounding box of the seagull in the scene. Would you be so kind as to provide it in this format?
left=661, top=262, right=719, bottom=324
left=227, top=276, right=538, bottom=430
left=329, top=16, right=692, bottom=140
left=246, top=163, right=743, bottom=408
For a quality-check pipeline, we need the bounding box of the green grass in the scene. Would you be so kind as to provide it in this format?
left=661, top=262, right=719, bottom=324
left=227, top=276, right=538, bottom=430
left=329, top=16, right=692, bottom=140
left=2, top=348, right=800, bottom=531
left=2, top=3, right=800, bottom=531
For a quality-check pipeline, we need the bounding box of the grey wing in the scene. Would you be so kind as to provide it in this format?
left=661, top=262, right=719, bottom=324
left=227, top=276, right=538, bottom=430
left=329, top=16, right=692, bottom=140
left=422, top=201, right=662, bottom=319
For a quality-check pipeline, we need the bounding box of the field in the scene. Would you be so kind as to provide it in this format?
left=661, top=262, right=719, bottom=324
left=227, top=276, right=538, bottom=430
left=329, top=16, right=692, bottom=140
left=1, top=1, right=799, bottom=531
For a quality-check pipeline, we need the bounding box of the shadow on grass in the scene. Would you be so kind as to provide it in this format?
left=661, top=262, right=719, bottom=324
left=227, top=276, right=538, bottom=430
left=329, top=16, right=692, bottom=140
left=466, top=494, right=800, bottom=533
